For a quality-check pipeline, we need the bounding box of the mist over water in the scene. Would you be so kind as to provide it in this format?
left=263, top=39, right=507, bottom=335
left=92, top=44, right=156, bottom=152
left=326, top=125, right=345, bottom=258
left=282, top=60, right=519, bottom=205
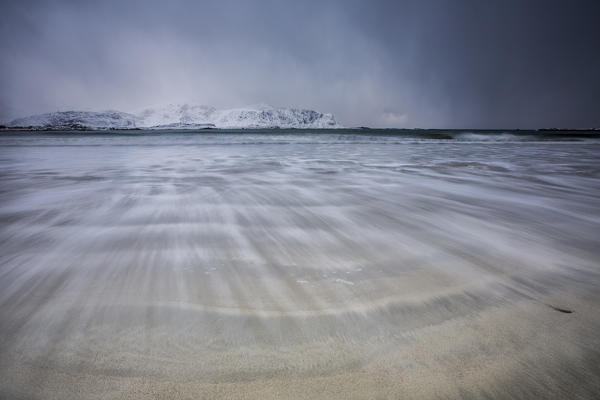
left=1, top=131, right=600, bottom=398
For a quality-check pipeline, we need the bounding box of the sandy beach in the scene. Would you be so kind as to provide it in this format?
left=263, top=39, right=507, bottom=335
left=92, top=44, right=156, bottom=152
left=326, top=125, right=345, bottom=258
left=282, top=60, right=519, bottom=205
left=1, top=132, right=599, bottom=399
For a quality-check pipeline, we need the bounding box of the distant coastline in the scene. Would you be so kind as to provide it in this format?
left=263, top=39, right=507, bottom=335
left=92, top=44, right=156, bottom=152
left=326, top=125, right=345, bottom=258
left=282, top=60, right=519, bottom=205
left=0, top=125, right=598, bottom=134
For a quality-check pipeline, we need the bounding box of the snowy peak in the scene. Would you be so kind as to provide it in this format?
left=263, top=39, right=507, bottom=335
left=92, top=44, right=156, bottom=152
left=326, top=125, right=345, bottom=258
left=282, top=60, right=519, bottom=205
left=8, top=105, right=341, bottom=130
left=135, top=104, right=217, bottom=128
left=9, top=111, right=138, bottom=130
left=135, top=104, right=340, bottom=129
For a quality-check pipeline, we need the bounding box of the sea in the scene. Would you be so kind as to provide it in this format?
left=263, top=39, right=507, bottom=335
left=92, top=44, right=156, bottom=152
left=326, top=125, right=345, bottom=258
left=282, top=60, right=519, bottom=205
left=1, top=129, right=599, bottom=398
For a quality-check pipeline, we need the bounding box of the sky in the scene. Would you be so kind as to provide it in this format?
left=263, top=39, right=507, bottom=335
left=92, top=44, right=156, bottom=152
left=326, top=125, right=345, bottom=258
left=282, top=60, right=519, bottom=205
left=1, top=0, right=599, bottom=128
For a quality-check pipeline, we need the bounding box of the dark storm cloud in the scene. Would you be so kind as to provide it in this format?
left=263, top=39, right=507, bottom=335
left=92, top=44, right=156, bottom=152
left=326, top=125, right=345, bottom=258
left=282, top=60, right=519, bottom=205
left=1, top=0, right=599, bottom=128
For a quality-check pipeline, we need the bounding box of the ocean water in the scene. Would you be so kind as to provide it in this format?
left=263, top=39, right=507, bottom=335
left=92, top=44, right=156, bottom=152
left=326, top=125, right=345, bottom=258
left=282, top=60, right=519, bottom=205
left=1, top=129, right=600, bottom=399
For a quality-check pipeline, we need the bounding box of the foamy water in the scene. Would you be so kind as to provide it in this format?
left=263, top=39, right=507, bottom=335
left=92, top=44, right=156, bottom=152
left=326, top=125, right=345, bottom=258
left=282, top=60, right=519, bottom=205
left=1, top=130, right=599, bottom=399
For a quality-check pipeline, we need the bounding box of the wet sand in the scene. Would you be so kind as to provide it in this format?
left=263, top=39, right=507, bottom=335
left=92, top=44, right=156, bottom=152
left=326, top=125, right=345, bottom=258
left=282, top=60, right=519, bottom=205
left=1, top=132, right=599, bottom=399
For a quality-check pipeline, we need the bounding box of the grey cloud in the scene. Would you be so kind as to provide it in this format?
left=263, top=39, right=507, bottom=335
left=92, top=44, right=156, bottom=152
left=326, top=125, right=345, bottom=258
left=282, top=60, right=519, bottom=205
left=1, top=0, right=599, bottom=128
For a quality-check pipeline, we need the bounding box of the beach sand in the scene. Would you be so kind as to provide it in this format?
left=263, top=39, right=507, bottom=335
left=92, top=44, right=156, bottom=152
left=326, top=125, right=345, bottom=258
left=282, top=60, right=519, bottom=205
left=1, top=133, right=599, bottom=398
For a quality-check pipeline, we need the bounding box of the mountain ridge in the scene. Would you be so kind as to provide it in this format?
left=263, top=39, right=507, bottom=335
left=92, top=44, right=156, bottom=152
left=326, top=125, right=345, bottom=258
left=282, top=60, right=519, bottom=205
left=7, top=104, right=341, bottom=130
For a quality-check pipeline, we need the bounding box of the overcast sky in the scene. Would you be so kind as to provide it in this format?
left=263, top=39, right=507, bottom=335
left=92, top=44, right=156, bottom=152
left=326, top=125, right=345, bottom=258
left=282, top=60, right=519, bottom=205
left=1, top=0, right=599, bottom=128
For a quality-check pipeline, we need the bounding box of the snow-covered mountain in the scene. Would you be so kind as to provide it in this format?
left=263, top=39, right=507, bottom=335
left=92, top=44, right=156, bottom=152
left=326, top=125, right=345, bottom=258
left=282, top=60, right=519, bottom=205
left=9, top=111, right=138, bottom=130
left=7, top=104, right=341, bottom=130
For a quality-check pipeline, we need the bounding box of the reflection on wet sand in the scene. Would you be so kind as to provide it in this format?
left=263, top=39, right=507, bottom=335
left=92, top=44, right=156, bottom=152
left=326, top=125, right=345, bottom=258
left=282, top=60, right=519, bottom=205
left=1, top=133, right=600, bottom=399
